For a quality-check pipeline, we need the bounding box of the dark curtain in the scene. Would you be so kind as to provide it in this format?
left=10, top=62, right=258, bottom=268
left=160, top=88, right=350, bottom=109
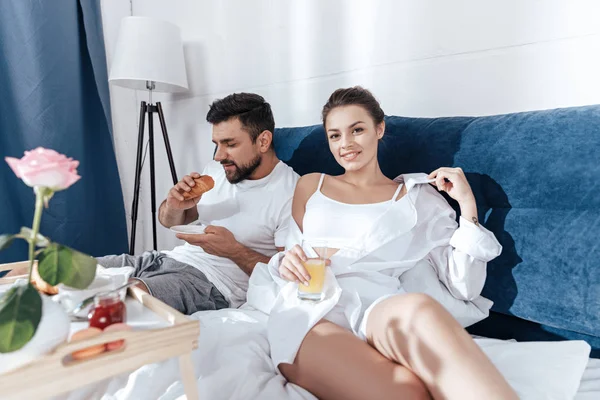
left=0, top=0, right=128, bottom=263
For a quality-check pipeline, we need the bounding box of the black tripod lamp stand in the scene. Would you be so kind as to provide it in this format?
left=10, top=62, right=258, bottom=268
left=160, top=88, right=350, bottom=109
left=129, top=82, right=180, bottom=253
left=108, top=16, right=189, bottom=255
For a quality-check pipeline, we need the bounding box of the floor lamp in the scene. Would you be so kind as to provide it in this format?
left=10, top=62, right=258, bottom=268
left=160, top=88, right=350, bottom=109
left=108, top=17, right=189, bottom=255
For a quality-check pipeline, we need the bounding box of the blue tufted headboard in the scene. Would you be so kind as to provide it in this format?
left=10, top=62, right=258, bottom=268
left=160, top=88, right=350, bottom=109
left=274, top=105, right=600, bottom=357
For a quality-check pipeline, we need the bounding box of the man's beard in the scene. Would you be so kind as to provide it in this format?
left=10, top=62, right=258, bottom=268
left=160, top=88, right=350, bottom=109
left=222, top=154, right=262, bottom=184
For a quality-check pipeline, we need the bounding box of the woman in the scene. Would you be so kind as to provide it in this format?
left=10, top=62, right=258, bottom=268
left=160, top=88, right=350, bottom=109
left=247, top=87, right=517, bottom=400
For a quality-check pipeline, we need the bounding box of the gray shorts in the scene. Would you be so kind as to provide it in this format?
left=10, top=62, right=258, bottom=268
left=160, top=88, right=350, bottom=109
left=96, top=251, right=229, bottom=315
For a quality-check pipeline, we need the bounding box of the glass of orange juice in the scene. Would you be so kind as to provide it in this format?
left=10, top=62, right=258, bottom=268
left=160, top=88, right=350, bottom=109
left=297, top=240, right=328, bottom=301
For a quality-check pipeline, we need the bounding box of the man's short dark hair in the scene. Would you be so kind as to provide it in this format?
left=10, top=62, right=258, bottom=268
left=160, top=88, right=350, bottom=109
left=206, top=93, right=275, bottom=146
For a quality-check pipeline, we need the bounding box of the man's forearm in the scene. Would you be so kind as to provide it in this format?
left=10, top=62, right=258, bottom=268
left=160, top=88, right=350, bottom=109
left=158, top=200, right=199, bottom=228
left=229, top=243, right=271, bottom=275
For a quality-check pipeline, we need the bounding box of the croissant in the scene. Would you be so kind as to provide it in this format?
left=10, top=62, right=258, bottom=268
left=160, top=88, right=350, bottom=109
left=182, top=175, right=214, bottom=200
left=31, top=262, right=59, bottom=295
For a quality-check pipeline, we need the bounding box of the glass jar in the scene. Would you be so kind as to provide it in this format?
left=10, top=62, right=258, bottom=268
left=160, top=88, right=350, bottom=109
left=88, top=291, right=126, bottom=330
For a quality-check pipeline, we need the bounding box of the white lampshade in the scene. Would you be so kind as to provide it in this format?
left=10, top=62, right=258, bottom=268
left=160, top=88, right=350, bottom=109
left=109, top=16, right=188, bottom=93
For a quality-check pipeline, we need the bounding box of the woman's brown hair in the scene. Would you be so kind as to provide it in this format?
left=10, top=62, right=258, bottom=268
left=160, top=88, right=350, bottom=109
left=321, top=86, right=385, bottom=129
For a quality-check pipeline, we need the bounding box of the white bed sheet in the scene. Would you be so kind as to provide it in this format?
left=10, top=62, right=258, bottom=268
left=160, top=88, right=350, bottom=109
left=576, top=358, right=600, bottom=400
left=3, top=270, right=594, bottom=399
left=0, top=274, right=592, bottom=400
left=48, top=307, right=596, bottom=400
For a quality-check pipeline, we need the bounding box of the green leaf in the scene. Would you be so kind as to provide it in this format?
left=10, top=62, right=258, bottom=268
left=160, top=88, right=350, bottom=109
left=0, top=234, right=15, bottom=251
left=0, top=283, right=42, bottom=353
left=17, top=227, right=49, bottom=247
left=38, top=244, right=97, bottom=289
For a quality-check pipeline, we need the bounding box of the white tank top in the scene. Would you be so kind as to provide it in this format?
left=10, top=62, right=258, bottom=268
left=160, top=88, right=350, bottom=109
left=302, top=174, right=403, bottom=250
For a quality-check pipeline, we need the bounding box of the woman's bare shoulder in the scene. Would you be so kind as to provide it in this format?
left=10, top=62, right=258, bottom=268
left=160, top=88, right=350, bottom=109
left=292, top=173, right=323, bottom=230
left=296, top=173, right=322, bottom=194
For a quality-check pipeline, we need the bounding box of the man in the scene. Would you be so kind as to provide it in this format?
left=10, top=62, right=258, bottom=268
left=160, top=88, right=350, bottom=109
left=96, top=93, right=299, bottom=314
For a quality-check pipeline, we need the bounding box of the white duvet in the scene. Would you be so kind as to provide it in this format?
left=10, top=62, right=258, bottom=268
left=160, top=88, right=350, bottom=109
left=58, top=306, right=591, bottom=400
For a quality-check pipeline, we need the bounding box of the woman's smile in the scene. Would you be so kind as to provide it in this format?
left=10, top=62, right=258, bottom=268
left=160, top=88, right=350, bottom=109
left=341, top=151, right=361, bottom=161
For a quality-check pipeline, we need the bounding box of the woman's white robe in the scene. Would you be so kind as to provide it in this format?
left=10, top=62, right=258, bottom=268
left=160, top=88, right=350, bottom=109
left=247, top=173, right=502, bottom=366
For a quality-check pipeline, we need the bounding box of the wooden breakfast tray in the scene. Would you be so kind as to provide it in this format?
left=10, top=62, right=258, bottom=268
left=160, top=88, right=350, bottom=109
left=0, top=261, right=200, bottom=399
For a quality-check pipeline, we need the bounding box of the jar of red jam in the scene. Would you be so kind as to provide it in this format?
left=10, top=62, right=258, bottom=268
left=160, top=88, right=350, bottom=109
left=88, top=291, right=126, bottom=330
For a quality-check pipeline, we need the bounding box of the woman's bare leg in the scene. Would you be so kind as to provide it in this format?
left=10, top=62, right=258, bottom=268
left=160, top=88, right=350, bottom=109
left=279, top=320, right=431, bottom=400
left=366, top=293, right=518, bottom=400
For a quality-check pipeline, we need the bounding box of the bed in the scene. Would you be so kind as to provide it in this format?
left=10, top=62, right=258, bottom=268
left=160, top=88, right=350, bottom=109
left=53, top=307, right=597, bottom=400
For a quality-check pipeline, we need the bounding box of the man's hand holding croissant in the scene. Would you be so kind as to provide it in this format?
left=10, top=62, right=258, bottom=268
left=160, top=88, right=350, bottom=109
left=166, top=173, right=214, bottom=210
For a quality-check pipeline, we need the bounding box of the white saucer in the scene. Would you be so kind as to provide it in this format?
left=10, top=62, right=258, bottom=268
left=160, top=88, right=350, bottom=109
left=170, top=224, right=206, bottom=234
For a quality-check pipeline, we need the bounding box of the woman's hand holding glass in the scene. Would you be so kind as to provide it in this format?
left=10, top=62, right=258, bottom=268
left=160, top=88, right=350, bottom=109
left=279, top=244, right=312, bottom=286
left=280, top=241, right=330, bottom=301
left=279, top=244, right=331, bottom=285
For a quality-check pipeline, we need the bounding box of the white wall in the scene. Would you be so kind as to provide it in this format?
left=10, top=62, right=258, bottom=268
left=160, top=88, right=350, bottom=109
left=100, top=0, right=600, bottom=254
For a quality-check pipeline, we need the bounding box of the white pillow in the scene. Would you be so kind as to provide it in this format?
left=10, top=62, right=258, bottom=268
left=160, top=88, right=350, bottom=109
left=475, top=337, right=591, bottom=400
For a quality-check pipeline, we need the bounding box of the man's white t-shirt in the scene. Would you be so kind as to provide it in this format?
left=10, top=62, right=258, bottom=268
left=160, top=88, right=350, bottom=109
left=162, top=160, right=299, bottom=308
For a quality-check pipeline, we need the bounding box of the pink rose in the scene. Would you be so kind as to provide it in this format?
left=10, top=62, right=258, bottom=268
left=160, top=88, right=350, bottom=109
left=5, top=147, right=80, bottom=191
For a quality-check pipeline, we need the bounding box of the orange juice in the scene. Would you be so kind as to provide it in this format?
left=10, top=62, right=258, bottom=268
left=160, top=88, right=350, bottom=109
left=299, top=259, right=326, bottom=297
